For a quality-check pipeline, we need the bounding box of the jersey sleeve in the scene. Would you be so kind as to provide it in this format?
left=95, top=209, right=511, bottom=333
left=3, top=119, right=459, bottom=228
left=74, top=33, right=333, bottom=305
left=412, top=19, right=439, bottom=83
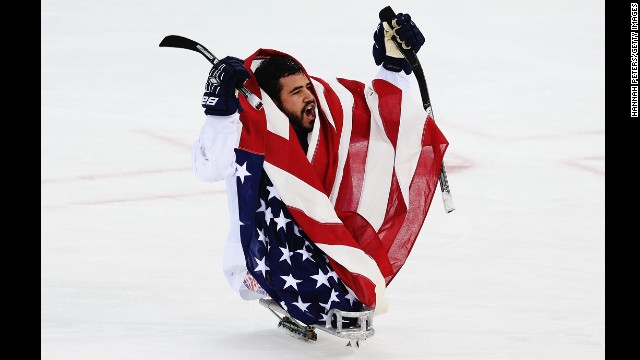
left=191, top=114, right=240, bottom=182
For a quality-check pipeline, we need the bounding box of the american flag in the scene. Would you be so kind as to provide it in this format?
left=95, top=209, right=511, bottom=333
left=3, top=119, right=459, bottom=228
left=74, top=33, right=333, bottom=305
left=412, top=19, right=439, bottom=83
left=236, top=49, right=448, bottom=322
left=236, top=150, right=363, bottom=325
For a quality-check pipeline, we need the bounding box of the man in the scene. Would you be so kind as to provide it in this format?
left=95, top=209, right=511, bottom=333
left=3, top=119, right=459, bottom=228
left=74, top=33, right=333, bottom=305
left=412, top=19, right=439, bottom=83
left=252, top=56, right=317, bottom=153
left=192, top=13, right=447, bottom=327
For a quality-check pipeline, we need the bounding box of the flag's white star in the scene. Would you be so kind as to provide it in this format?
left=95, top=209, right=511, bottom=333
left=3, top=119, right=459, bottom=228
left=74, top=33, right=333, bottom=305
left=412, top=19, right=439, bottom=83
left=292, top=296, right=311, bottom=312
left=256, top=199, right=266, bottom=213
left=279, top=243, right=293, bottom=265
left=280, top=273, right=303, bottom=290
left=327, top=270, right=338, bottom=281
left=280, top=301, right=288, bottom=311
left=319, top=300, right=331, bottom=312
left=296, top=247, right=315, bottom=262
left=329, top=289, right=340, bottom=303
left=293, top=224, right=302, bottom=237
left=319, top=312, right=329, bottom=322
left=264, top=207, right=273, bottom=225
left=254, top=256, right=269, bottom=277
left=236, top=162, right=251, bottom=183
left=273, top=210, right=291, bottom=232
left=310, top=268, right=330, bottom=288
left=345, top=288, right=358, bottom=306
left=266, top=185, right=281, bottom=200
left=304, top=240, right=313, bottom=249
left=323, top=254, right=330, bottom=263
left=257, top=228, right=268, bottom=247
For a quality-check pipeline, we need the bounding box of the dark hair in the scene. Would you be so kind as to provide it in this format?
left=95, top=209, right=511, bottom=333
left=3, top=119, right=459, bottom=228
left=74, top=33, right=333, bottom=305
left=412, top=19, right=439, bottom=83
left=254, top=56, right=304, bottom=103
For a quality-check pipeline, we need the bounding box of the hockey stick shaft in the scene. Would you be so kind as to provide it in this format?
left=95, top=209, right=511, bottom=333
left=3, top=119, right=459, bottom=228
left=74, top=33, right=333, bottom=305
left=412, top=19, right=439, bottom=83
left=379, top=6, right=455, bottom=213
left=159, top=35, right=263, bottom=110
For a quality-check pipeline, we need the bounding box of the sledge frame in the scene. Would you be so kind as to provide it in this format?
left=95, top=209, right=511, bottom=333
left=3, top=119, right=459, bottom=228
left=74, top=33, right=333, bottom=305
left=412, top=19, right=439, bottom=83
left=259, top=298, right=375, bottom=347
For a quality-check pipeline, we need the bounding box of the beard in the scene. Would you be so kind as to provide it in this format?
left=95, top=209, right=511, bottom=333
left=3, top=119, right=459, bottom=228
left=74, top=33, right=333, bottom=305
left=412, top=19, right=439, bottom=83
left=286, top=100, right=316, bottom=134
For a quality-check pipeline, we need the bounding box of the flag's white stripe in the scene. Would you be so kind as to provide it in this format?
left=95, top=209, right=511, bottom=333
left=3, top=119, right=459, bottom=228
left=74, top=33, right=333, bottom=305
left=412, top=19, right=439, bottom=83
left=357, top=85, right=395, bottom=231
left=263, top=162, right=341, bottom=223
left=306, top=79, right=332, bottom=163
left=249, top=59, right=264, bottom=72
left=394, top=92, right=428, bottom=207
left=250, top=58, right=290, bottom=140
left=315, top=244, right=388, bottom=315
left=263, top=94, right=290, bottom=140
left=306, top=106, right=321, bottom=162
left=310, top=79, right=336, bottom=130
left=327, top=78, right=355, bottom=204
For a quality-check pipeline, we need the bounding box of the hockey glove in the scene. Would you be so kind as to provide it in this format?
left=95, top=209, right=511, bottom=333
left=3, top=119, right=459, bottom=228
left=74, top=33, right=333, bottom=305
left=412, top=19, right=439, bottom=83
left=202, top=56, right=251, bottom=116
left=372, top=13, right=425, bottom=75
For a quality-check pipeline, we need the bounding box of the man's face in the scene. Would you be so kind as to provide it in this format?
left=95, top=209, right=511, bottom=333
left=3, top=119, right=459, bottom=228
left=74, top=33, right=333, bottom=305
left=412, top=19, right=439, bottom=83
left=276, top=73, right=316, bottom=134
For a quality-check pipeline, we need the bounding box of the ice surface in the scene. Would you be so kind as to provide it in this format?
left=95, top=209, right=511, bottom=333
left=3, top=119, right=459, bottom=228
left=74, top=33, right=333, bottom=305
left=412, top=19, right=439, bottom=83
left=42, top=0, right=604, bottom=359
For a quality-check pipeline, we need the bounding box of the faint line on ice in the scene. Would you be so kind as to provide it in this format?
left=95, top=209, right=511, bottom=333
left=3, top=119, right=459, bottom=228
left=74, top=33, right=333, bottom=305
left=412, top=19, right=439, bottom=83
left=42, top=167, right=191, bottom=184
left=440, top=121, right=604, bottom=142
left=563, top=156, right=605, bottom=176
left=134, top=129, right=192, bottom=149
left=44, top=190, right=224, bottom=208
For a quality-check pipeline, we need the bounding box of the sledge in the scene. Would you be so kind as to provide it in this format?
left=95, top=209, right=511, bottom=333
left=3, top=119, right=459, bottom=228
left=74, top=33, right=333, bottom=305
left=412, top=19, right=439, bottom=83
left=259, top=298, right=375, bottom=347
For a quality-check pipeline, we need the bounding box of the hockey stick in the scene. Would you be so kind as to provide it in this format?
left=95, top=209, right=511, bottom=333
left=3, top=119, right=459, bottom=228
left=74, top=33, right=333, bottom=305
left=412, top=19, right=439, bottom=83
left=379, top=6, right=455, bottom=213
left=159, top=35, right=263, bottom=110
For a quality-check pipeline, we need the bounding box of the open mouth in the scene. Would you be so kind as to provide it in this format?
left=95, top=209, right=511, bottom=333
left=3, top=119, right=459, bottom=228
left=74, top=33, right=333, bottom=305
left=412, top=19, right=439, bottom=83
left=304, top=103, right=316, bottom=120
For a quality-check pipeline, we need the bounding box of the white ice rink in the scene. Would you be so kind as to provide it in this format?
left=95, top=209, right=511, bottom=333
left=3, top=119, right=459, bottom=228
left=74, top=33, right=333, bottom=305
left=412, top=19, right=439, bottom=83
left=42, top=0, right=605, bottom=358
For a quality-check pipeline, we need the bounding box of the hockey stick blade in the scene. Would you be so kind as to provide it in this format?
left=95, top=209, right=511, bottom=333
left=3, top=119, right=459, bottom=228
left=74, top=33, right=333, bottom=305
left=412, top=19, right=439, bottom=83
left=159, top=35, right=263, bottom=110
left=159, top=35, right=217, bottom=63
left=379, top=6, right=455, bottom=213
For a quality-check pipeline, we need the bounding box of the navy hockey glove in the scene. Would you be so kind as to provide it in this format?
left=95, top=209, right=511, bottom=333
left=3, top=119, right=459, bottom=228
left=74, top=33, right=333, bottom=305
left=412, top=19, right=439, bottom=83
left=372, top=13, right=425, bottom=75
left=202, top=56, right=251, bottom=116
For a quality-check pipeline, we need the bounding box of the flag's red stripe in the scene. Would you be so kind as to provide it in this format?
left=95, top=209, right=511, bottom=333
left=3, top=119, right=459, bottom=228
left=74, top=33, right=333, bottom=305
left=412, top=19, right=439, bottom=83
left=309, top=77, right=345, bottom=194
left=385, top=116, right=448, bottom=284
left=237, top=102, right=267, bottom=155
left=308, top=113, right=339, bottom=195
left=372, top=79, right=402, bottom=149
left=263, top=130, right=327, bottom=194
left=375, top=171, right=407, bottom=265
left=335, top=210, right=395, bottom=279
left=333, top=78, right=371, bottom=212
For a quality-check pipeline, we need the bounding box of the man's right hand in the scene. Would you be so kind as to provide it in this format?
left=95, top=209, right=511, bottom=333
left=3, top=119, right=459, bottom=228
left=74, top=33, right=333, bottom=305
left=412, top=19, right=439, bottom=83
left=202, top=56, right=250, bottom=116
